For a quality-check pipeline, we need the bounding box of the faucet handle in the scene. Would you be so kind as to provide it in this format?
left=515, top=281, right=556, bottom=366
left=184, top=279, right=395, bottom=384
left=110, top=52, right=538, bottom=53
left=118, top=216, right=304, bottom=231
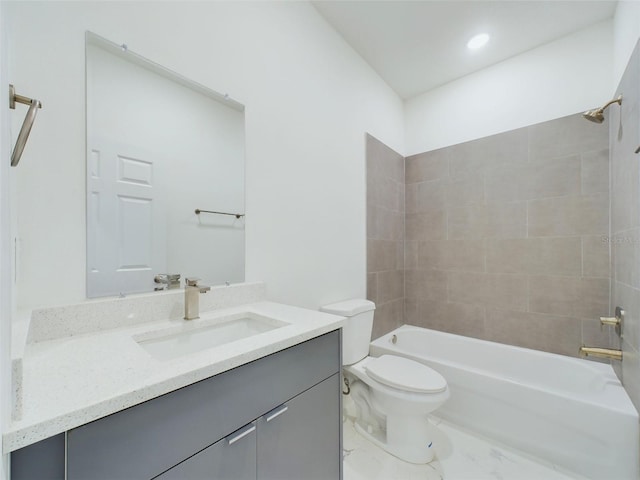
left=185, top=277, right=201, bottom=287
left=600, top=316, right=621, bottom=327
left=599, top=306, right=625, bottom=336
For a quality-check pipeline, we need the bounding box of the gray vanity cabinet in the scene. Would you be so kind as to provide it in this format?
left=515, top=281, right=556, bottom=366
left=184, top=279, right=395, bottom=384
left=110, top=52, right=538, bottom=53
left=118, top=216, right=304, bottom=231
left=257, top=373, right=340, bottom=480
left=155, top=422, right=257, bottom=480
left=11, top=330, right=342, bottom=480
left=157, top=373, right=340, bottom=480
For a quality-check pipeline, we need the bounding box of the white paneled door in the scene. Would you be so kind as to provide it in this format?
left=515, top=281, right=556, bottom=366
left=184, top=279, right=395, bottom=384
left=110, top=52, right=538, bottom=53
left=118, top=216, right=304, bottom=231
left=87, top=138, right=166, bottom=297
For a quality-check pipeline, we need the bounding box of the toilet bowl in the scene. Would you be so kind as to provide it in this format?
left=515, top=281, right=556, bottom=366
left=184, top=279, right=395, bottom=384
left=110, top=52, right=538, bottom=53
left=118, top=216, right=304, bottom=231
left=320, top=299, right=449, bottom=464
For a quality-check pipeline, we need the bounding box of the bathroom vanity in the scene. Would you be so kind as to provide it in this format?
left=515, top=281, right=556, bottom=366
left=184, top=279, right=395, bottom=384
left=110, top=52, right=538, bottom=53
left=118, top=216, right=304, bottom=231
left=12, top=331, right=340, bottom=479
left=5, top=284, right=344, bottom=480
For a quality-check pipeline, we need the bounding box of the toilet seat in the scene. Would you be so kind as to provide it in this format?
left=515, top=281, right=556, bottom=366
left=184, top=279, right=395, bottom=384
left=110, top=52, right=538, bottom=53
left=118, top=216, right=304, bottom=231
left=365, top=355, right=447, bottom=393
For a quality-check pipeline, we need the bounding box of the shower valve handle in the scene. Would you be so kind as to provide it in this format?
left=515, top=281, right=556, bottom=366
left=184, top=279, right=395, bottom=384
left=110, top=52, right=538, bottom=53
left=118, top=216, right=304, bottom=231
left=600, top=316, right=620, bottom=328
left=599, top=306, right=624, bottom=336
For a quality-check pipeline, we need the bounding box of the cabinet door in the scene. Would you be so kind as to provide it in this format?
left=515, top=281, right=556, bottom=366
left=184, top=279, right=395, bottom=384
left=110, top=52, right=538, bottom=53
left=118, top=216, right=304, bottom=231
left=155, top=422, right=257, bottom=480
left=257, top=374, right=340, bottom=480
left=10, top=433, right=65, bottom=480
left=67, top=331, right=339, bottom=479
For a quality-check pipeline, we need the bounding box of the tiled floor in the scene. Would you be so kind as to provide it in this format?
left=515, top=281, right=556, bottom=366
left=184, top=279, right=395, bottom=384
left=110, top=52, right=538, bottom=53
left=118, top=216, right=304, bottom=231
left=343, top=417, right=585, bottom=480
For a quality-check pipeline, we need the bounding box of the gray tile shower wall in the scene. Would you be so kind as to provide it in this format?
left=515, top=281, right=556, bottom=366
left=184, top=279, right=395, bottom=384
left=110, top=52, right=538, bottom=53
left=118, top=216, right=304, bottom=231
left=366, top=135, right=405, bottom=338
left=405, top=114, right=610, bottom=356
left=611, top=40, right=640, bottom=413
left=367, top=116, right=611, bottom=355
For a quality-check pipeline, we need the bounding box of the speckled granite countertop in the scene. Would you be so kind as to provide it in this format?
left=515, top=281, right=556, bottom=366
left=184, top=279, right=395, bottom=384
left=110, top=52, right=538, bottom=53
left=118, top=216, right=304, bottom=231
left=3, top=286, right=344, bottom=453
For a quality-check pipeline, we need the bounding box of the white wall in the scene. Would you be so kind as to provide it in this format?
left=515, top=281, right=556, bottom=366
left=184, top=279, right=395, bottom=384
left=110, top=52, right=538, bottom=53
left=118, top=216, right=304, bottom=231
left=0, top=1, right=12, bottom=477
left=405, top=20, right=613, bottom=154
left=87, top=43, right=245, bottom=292
left=613, top=1, right=640, bottom=89
left=7, top=1, right=404, bottom=310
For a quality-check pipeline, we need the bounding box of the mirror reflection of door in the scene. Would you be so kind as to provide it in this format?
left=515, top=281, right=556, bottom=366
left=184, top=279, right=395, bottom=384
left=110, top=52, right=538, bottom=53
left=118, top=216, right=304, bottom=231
left=87, top=139, right=167, bottom=297
left=85, top=33, right=245, bottom=298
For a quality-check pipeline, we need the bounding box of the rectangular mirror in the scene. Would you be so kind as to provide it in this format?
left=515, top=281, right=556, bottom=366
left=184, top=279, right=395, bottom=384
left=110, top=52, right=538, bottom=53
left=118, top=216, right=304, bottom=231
left=86, top=32, right=245, bottom=298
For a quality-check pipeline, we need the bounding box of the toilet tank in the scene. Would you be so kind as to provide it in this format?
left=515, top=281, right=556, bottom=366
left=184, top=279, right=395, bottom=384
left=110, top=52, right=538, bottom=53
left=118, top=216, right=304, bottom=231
left=320, top=299, right=375, bottom=366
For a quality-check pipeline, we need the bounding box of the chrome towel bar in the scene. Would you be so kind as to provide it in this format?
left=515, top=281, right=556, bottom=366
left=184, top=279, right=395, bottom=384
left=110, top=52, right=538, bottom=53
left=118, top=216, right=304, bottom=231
left=9, top=84, right=42, bottom=167
left=195, top=209, right=244, bottom=219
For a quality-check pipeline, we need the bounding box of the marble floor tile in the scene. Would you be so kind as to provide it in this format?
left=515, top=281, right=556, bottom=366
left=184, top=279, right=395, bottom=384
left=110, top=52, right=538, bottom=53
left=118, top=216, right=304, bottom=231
left=343, top=417, right=585, bottom=480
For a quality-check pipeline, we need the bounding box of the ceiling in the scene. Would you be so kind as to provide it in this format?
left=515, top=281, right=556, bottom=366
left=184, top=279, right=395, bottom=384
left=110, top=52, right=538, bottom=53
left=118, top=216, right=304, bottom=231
left=312, top=1, right=617, bottom=99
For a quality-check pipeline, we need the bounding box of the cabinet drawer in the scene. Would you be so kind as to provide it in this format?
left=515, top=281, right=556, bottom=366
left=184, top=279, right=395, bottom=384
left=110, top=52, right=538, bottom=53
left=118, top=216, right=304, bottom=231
left=67, top=330, right=340, bottom=480
left=154, top=422, right=257, bottom=480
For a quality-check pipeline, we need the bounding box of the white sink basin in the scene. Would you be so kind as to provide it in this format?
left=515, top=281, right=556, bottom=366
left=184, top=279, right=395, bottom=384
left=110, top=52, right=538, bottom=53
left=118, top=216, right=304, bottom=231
left=136, top=313, right=288, bottom=361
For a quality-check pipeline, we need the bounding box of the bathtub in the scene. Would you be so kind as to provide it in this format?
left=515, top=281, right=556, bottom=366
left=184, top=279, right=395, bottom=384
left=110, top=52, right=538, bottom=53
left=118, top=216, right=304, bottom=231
left=369, top=325, right=639, bottom=480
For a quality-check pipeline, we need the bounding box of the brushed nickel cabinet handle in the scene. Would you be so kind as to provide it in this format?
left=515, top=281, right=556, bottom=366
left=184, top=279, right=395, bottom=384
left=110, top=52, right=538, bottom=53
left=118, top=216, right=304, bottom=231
left=264, top=405, right=288, bottom=422
left=227, top=424, right=256, bottom=445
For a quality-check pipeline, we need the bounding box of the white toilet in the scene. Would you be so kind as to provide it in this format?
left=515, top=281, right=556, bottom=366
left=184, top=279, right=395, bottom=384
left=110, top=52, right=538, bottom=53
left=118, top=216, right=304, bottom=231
left=320, top=299, right=449, bottom=464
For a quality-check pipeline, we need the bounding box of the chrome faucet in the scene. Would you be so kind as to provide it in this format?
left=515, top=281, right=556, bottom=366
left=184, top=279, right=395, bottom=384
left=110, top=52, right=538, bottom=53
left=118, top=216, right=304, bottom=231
left=184, top=277, right=211, bottom=320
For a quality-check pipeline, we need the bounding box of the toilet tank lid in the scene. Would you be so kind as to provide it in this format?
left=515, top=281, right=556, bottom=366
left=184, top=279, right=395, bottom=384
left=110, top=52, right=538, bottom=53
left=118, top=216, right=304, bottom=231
left=320, top=299, right=375, bottom=316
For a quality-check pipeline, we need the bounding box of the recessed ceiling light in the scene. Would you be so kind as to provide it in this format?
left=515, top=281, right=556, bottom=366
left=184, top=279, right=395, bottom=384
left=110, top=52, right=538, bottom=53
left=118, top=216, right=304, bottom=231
left=467, top=33, right=490, bottom=50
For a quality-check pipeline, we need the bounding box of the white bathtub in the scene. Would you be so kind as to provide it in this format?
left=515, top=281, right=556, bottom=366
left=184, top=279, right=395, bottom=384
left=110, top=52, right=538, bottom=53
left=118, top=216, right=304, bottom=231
left=369, top=325, right=640, bottom=480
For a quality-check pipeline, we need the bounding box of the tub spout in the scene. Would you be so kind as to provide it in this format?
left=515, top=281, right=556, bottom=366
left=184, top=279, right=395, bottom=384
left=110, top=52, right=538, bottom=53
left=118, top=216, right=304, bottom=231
left=579, top=346, right=622, bottom=361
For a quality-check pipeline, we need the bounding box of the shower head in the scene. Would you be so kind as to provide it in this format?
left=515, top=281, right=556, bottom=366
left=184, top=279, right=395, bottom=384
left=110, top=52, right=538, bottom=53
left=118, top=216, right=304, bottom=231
left=582, top=95, right=622, bottom=124
left=582, top=108, right=605, bottom=123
